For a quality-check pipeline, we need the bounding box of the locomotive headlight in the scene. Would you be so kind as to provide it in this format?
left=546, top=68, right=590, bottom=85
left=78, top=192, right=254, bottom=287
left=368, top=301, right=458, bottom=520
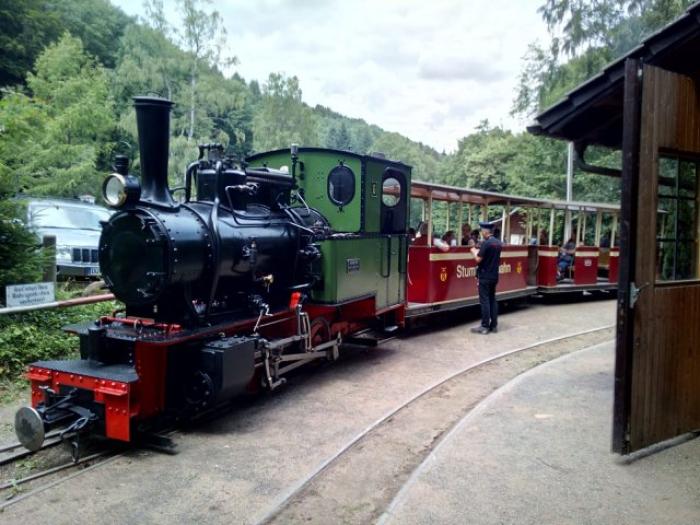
left=103, top=173, right=141, bottom=208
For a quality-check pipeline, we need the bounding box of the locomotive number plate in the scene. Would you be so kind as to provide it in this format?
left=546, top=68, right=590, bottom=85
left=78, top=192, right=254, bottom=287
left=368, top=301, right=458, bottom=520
left=346, top=258, right=361, bottom=273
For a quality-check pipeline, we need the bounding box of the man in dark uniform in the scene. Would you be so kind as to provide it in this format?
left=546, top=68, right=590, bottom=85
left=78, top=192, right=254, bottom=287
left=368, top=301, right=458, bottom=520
left=470, top=221, right=502, bottom=334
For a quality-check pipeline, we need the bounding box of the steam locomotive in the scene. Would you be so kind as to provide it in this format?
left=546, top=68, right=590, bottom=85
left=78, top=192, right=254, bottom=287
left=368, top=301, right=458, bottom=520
left=15, top=96, right=410, bottom=452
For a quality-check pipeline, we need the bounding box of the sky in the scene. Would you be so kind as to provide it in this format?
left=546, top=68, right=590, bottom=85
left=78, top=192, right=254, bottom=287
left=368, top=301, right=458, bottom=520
left=112, top=0, right=551, bottom=152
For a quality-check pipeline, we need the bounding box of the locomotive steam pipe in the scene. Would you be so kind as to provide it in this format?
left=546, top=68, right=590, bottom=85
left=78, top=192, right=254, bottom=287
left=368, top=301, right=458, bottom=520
left=134, top=96, right=176, bottom=207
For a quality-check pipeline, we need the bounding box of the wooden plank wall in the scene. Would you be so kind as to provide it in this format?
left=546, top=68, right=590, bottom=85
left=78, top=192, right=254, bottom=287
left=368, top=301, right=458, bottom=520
left=630, top=65, right=700, bottom=451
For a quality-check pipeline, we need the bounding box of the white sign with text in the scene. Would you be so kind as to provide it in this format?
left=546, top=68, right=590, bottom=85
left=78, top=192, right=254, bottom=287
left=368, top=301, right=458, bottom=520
left=5, top=282, right=55, bottom=307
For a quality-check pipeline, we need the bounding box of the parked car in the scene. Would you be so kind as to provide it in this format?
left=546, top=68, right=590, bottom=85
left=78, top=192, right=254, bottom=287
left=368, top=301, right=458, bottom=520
left=25, top=198, right=112, bottom=278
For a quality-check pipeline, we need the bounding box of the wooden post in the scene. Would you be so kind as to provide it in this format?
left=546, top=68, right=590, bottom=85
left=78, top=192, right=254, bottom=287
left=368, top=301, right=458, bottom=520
left=582, top=211, right=588, bottom=245
left=536, top=209, right=543, bottom=246
left=611, top=213, right=618, bottom=246
left=457, top=203, right=464, bottom=245
left=504, top=201, right=511, bottom=243
left=421, top=199, right=425, bottom=222
left=42, top=235, right=57, bottom=283
left=564, top=209, right=572, bottom=242
left=575, top=210, right=582, bottom=246
left=501, top=206, right=507, bottom=242
left=445, top=202, right=450, bottom=231
left=427, top=194, right=433, bottom=246
left=548, top=207, right=555, bottom=245
left=594, top=211, right=603, bottom=246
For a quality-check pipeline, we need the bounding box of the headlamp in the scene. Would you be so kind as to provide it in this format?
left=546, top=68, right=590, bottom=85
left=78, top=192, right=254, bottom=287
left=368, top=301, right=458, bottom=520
left=103, top=173, right=140, bottom=208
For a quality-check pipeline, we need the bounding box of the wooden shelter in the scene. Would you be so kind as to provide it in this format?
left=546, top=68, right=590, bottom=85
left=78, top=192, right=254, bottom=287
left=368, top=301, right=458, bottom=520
left=529, top=2, right=700, bottom=454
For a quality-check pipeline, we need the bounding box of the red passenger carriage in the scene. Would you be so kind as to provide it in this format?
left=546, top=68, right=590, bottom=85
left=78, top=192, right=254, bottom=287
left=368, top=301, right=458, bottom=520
left=404, top=181, right=620, bottom=317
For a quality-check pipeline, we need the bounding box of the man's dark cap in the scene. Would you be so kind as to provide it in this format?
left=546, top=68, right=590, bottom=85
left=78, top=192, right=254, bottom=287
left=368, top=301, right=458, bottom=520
left=479, top=221, right=494, bottom=231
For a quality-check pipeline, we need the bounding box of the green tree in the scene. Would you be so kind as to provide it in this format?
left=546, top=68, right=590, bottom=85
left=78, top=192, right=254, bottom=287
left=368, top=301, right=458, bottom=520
left=176, top=0, right=236, bottom=141
left=252, top=73, right=318, bottom=151
left=369, top=132, right=443, bottom=181
left=0, top=0, right=131, bottom=87
left=539, top=0, right=694, bottom=60
left=0, top=0, right=62, bottom=87
left=115, top=21, right=187, bottom=104
left=443, top=122, right=517, bottom=192
left=0, top=182, right=45, bottom=297
left=53, top=0, right=132, bottom=69
left=326, top=122, right=353, bottom=151
left=352, top=125, right=374, bottom=154
left=0, top=34, right=116, bottom=197
left=515, top=0, right=695, bottom=117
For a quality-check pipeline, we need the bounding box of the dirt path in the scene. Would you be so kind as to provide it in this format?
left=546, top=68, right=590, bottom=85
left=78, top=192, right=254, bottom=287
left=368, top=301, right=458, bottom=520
left=263, top=328, right=614, bottom=524
left=0, top=300, right=616, bottom=524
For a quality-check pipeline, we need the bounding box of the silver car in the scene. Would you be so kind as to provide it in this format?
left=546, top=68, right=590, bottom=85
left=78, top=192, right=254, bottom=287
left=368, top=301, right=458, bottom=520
left=26, top=198, right=111, bottom=278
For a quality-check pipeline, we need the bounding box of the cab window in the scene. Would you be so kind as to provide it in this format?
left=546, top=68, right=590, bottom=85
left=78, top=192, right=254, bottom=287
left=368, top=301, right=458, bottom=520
left=327, top=165, right=355, bottom=206
left=381, top=169, right=407, bottom=234
left=382, top=177, right=401, bottom=207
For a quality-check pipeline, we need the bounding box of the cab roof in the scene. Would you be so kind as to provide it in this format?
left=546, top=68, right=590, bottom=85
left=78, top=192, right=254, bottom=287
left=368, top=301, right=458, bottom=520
left=246, top=147, right=412, bottom=170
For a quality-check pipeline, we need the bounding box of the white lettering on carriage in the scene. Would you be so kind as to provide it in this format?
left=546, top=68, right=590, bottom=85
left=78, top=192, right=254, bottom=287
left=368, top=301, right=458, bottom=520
left=455, top=264, right=511, bottom=278
left=456, top=265, right=477, bottom=279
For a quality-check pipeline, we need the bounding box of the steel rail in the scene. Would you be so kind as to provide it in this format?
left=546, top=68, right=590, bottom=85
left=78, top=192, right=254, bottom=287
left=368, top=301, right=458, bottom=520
left=0, top=430, right=62, bottom=455
left=0, top=436, right=64, bottom=466
left=0, top=452, right=125, bottom=511
left=377, top=338, right=617, bottom=524
left=254, top=323, right=615, bottom=525
left=0, top=427, right=179, bottom=511
left=0, top=451, right=109, bottom=491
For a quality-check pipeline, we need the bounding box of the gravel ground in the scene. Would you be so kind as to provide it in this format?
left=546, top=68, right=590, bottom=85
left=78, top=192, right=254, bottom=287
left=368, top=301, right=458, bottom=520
left=0, top=299, right=616, bottom=524
left=267, top=328, right=614, bottom=524
left=382, top=341, right=700, bottom=525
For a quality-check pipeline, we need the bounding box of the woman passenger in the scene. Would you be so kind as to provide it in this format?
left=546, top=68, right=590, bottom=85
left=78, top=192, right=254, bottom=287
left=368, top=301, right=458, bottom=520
left=434, top=230, right=456, bottom=252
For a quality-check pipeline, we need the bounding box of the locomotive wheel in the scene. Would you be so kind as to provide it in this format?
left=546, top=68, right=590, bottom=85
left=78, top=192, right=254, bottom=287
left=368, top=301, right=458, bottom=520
left=184, top=370, right=215, bottom=410
left=309, top=317, right=331, bottom=349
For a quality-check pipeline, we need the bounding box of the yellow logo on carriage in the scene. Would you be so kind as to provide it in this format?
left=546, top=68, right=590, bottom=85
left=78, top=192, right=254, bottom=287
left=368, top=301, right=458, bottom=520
left=516, top=261, right=523, bottom=274
left=440, top=266, right=448, bottom=282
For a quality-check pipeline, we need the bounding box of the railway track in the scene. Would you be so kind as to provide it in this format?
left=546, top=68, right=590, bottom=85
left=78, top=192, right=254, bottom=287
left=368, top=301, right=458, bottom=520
left=0, top=409, right=224, bottom=511
left=0, top=429, right=121, bottom=511
left=0, top=324, right=614, bottom=518
left=256, top=324, right=616, bottom=524
left=0, top=431, right=63, bottom=466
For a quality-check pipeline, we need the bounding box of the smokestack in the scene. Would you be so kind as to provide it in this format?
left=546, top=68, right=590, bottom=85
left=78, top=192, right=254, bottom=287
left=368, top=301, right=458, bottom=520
left=133, top=96, right=175, bottom=206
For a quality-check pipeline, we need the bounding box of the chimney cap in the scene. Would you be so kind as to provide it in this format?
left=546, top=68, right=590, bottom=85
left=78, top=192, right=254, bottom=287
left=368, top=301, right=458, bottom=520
left=133, top=96, right=174, bottom=108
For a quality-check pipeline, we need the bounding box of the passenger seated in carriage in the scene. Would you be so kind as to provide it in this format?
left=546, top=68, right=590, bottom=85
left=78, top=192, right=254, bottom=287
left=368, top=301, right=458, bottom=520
left=460, top=225, right=480, bottom=247
left=408, top=227, right=416, bottom=243
left=557, top=238, right=577, bottom=280
left=461, top=224, right=471, bottom=246
left=413, top=221, right=429, bottom=246
left=434, top=230, right=456, bottom=252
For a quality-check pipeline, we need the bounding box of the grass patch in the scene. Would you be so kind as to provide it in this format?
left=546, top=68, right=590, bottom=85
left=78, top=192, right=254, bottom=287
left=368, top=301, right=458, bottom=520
left=0, top=288, right=118, bottom=399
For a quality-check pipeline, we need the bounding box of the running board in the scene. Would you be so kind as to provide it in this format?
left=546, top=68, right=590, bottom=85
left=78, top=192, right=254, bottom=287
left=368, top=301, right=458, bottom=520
left=345, top=329, right=397, bottom=347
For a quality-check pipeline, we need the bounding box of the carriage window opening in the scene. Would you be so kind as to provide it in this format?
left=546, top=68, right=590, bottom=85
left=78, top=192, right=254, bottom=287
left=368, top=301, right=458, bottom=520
left=656, top=155, right=699, bottom=282
left=382, top=177, right=401, bottom=207
left=327, top=165, right=355, bottom=206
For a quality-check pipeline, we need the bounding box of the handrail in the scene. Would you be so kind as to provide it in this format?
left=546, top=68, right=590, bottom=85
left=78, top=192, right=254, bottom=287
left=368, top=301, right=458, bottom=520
left=0, top=293, right=115, bottom=315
